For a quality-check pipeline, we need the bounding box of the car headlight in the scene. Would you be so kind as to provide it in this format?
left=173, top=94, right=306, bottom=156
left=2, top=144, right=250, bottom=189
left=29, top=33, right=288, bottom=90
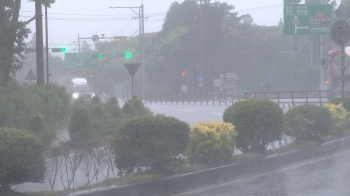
left=72, top=93, right=79, bottom=99
left=91, top=93, right=95, bottom=98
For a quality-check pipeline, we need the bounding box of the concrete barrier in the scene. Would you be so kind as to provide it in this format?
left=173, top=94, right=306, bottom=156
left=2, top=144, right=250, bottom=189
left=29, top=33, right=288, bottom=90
left=76, top=136, right=350, bottom=196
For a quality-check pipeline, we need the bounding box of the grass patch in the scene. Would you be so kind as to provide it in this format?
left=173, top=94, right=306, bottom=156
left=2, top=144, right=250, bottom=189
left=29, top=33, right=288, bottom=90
left=231, top=152, right=264, bottom=163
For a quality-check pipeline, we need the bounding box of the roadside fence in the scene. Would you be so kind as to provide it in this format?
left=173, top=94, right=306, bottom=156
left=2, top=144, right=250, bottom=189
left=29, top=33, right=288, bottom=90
left=144, top=90, right=341, bottom=110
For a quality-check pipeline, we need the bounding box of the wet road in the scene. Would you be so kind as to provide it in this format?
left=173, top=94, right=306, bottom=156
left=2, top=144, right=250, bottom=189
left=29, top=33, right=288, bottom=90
left=171, top=149, right=350, bottom=196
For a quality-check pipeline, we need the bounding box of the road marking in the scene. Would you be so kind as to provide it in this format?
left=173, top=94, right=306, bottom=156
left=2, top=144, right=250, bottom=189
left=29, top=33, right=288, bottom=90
left=179, top=109, right=196, bottom=112
left=169, top=149, right=350, bottom=196
left=212, top=113, right=223, bottom=116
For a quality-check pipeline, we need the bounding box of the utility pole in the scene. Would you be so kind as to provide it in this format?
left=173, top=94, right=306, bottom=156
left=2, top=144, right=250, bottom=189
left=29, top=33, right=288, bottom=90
left=109, top=5, right=145, bottom=99
left=35, top=0, right=44, bottom=85
left=199, top=0, right=204, bottom=91
left=45, top=4, right=49, bottom=84
left=78, top=33, right=81, bottom=54
left=333, top=4, right=348, bottom=102
left=320, top=35, right=324, bottom=90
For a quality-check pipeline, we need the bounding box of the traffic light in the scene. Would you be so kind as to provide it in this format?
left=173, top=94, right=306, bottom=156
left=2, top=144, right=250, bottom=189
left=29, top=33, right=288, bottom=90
left=92, top=54, right=104, bottom=59
left=52, top=47, right=67, bottom=52
left=125, top=52, right=132, bottom=59
left=182, top=71, right=186, bottom=77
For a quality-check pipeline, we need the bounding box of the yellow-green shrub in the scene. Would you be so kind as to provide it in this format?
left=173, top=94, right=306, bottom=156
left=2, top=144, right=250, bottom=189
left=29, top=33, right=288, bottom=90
left=324, top=103, right=349, bottom=134
left=186, top=121, right=237, bottom=166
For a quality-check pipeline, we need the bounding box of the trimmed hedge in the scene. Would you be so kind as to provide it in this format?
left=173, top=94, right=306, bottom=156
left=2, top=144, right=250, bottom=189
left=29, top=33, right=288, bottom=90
left=113, top=115, right=190, bottom=175
left=186, top=121, right=237, bottom=166
left=284, top=104, right=331, bottom=141
left=324, top=103, right=349, bottom=134
left=0, top=128, right=45, bottom=191
left=223, top=99, right=284, bottom=153
left=328, top=96, right=350, bottom=112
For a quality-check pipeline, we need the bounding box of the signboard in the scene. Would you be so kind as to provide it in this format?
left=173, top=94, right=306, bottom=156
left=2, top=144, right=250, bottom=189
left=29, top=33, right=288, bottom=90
left=331, top=20, right=350, bottom=45
left=181, top=85, right=187, bottom=93
left=65, top=53, right=91, bottom=68
left=284, top=0, right=326, bottom=5
left=124, top=63, right=140, bottom=78
left=225, top=73, right=239, bottom=91
left=92, top=35, right=99, bottom=42
left=24, top=69, right=37, bottom=81
left=198, top=75, right=203, bottom=82
left=284, top=0, right=300, bottom=4
left=214, top=79, right=221, bottom=87
left=284, top=4, right=332, bottom=35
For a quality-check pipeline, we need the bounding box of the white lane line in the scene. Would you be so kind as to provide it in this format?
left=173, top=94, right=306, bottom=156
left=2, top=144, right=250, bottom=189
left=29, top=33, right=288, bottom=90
left=213, top=112, right=223, bottom=116
left=179, top=109, right=196, bottom=112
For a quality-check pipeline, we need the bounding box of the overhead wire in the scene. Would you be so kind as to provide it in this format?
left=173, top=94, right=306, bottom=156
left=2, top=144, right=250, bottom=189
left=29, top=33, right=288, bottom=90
left=118, top=19, right=136, bottom=36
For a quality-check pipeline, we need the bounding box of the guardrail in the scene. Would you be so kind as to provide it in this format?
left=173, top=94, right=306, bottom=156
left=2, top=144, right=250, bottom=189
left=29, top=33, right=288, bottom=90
left=144, top=90, right=337, bottom=107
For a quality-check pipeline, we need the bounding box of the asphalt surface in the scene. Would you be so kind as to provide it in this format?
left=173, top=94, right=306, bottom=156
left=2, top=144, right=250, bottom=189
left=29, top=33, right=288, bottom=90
left=168, top=148, right=350, bottom=196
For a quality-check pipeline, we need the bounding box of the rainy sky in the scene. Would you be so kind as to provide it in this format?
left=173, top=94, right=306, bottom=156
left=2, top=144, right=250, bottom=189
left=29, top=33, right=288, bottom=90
left=19, top=0, right=341, bottom=50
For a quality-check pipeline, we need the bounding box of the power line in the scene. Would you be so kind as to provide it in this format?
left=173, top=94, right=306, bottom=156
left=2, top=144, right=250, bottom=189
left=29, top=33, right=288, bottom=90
left=236, top=4, right=283, bottom=14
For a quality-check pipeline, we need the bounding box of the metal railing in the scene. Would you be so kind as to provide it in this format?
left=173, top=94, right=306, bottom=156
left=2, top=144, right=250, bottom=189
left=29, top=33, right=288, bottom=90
left=144, top=90, right=341, bottom=107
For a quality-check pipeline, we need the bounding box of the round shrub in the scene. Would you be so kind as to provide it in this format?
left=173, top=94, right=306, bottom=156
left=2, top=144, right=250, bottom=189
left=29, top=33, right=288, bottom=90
left=112, top=114, right=190, bottom=175
left=107, top=96, right=119, bottom=108
left=328, top=96, right=350, bottom=112
left=324, top=103, right=349, bottom=134
left=68, top=105, right=92, bottom=142
left=223, top=99, right=284, bottom=153
left=122, top=102, right=136, bottom=116
left=91, top=94, right=101, bottom=105
left=28, top=114, right=52, bottom=146
left=110, top=104, right=123, bottom=119
left=186, top=121, right=237, bottom=166
left=0, top=128, right=45, bottom=191
left=92, top=104, right=109, bottom=120
left=284, top=104, right=331, bottom=141
left=129, top=96, right=153, bottom=116
left=73, top=97, right=86, bottom=109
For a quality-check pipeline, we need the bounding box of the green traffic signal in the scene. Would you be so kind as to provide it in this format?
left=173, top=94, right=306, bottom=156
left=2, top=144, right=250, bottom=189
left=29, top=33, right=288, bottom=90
left=125, top=53, right=132, bottom=59
left=52, top=47, right=67, bottom=52
left=98, top=54, right=103, bottom=59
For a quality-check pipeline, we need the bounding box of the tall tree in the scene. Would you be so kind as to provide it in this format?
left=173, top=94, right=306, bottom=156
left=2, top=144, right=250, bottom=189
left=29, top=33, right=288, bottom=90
left=0, top=0, right=55, bottom=87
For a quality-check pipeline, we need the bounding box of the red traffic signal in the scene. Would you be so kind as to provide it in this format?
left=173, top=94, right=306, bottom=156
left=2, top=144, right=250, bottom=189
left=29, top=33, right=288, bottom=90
left=181, top=71, right=186, bottom=77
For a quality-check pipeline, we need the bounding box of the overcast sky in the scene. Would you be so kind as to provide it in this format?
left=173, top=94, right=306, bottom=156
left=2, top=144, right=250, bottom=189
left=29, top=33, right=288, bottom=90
left=19, top=0, right=341, bottom=51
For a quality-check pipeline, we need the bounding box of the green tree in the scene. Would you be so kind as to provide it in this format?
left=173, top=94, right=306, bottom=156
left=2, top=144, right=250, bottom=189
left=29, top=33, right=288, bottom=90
left=0, top=0, right=55, bottom=87
left=110, top=104, right=123, bottom=119
left=0, top=128, right=45, bottom=192
left=122, top=102, right=136, bottom=116
left=68, top=105, right=92, bottom=143
left=223, top=99, right=284, bottom=153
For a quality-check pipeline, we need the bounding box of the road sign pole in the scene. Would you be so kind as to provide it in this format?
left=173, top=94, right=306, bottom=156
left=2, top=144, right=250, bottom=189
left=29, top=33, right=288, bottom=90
left=132, top=75, right=134, bottom=98
left=341, top=25, right=346, bottom=101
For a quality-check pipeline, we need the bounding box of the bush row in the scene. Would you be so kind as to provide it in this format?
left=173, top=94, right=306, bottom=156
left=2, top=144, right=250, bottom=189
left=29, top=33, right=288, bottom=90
left=71, top=97, right=350, bottom=177
left=0, top=83, right=71, bottom=130
left=68, top=95, right=153, bottom=144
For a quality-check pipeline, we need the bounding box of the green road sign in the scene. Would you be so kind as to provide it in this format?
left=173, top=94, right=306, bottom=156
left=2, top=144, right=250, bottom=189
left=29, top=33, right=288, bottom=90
left=284, top=4, right=332, bottom=35
left=64, top=53, right=91, bottom=68
left=284, top=0, right=300, bottom=4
